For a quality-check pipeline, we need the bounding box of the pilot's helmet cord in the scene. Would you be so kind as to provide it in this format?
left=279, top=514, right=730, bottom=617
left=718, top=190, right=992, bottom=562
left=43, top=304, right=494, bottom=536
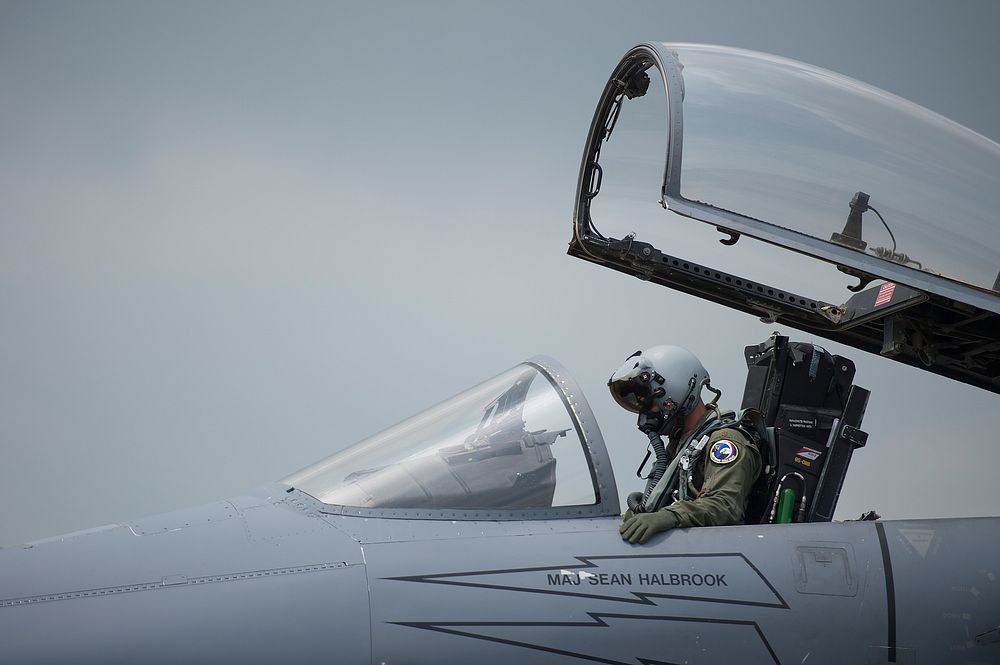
left=704, top=379, right=722, bottom=408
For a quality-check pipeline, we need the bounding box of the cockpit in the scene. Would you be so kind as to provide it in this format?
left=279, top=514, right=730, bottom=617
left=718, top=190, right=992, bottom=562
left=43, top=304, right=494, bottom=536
left=284, top=334, right=868, bottom=528
left=283, top=357, right=621, bottom=520
left=287, top=42, right=996, bottom=521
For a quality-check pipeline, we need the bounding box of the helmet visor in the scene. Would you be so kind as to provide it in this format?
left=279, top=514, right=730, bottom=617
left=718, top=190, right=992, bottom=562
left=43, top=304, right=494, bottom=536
left=608, top=374, right=656, bottom=414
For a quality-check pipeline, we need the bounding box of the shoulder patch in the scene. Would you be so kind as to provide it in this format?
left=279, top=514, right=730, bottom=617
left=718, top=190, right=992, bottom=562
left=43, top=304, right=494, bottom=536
left=709, top=439, right=740, bottom=465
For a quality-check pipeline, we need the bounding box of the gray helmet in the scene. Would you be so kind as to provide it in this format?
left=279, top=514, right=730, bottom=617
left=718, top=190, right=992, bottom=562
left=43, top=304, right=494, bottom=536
left=608, top=345, right=710, bottom=416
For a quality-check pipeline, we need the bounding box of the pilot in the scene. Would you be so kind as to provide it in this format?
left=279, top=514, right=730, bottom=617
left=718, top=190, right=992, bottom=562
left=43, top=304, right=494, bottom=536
left=609, top=346, right=761, bottom=544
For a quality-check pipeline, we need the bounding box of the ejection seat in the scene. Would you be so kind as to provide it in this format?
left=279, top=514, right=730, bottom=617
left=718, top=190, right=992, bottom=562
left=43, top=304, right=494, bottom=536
left=740, top=334, right=870, bottom=525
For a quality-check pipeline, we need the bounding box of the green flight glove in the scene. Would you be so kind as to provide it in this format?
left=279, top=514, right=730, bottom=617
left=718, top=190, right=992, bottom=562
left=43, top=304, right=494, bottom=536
left=619, top=509, right=679, bottom=544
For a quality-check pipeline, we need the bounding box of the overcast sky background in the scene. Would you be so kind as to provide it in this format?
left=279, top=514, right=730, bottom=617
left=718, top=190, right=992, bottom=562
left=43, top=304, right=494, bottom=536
left=2, top=0, right=999, bottom=546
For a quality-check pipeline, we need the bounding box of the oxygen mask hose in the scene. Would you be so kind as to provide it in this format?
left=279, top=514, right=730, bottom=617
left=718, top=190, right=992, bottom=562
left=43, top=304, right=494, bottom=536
left=627, top=428, right=670, bottom=513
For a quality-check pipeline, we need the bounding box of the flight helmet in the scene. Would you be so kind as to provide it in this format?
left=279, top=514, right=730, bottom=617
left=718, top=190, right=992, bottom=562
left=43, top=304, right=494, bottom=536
left=608, top=345, right=710, bottom=419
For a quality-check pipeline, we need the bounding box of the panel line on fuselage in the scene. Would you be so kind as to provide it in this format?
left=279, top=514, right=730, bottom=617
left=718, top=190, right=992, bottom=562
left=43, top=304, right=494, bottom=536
left=875, top=523, right=898, bottom=662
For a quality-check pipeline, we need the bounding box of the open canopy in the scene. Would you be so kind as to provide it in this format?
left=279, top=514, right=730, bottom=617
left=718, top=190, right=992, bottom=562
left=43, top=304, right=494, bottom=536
left=571, top=43, right=1000, bottom=393
left=283, top=357, right=619, bottom=520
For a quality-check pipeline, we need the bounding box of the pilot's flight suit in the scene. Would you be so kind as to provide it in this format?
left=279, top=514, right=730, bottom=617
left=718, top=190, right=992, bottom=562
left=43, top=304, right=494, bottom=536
left=661, top=417, right=762, bottom=527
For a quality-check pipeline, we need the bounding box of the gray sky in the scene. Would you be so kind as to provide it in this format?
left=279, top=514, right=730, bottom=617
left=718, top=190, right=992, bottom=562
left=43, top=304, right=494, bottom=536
left=2, top=0, right=998, bottom=546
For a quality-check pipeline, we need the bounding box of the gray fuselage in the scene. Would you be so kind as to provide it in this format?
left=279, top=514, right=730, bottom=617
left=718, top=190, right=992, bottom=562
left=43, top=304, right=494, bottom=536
left=2, top=483, right=997, bottom=664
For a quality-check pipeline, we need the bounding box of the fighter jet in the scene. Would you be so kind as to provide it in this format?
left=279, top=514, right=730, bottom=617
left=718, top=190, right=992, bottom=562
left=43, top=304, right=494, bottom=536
left=1, top=43, right=998, bottom=665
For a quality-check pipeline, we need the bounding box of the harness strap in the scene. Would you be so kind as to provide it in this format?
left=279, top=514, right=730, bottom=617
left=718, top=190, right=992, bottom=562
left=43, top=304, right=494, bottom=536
left=677, top=409, right=767, bottom=498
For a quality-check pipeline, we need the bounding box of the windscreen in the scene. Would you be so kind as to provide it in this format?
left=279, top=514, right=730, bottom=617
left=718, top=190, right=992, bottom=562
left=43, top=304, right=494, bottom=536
left=671, top=44, right=1000, bottom=294
left=283, top=363, right=598, bottom=510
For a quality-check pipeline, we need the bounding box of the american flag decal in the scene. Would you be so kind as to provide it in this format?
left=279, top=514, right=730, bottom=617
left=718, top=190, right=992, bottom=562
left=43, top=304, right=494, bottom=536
left=875, top=282, right=896, bottom=306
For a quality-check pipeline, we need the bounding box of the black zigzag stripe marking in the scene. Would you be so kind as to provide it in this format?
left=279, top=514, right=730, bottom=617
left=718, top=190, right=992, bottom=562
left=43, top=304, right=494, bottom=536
left=391, top=612, right=782, bottom=665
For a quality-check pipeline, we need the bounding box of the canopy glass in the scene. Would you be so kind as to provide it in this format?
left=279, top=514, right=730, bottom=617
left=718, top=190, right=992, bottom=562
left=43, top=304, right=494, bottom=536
left=671, top=44, right=1000, bottom=294
left=582, top=43, right=1000, bottom=300
left=573, top=42, right=1000, bottom=395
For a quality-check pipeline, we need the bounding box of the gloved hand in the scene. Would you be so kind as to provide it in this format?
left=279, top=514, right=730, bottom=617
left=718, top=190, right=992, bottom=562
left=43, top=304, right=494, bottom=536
left=620, top=509, right=679, bottom=544
left=622, top=509, right=634, bottom=522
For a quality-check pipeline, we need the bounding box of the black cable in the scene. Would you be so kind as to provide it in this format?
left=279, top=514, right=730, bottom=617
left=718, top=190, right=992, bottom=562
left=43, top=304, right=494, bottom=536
left=867, top=204, right=896, bottom=253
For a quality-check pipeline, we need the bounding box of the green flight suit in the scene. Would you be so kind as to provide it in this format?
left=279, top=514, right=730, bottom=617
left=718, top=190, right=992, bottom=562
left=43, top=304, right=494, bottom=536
left=661, top=415, right=762, bottom=527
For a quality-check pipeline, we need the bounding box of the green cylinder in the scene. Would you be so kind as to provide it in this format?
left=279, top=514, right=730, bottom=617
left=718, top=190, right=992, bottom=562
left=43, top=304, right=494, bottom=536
left=776, top=488, right=796, bottom=524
